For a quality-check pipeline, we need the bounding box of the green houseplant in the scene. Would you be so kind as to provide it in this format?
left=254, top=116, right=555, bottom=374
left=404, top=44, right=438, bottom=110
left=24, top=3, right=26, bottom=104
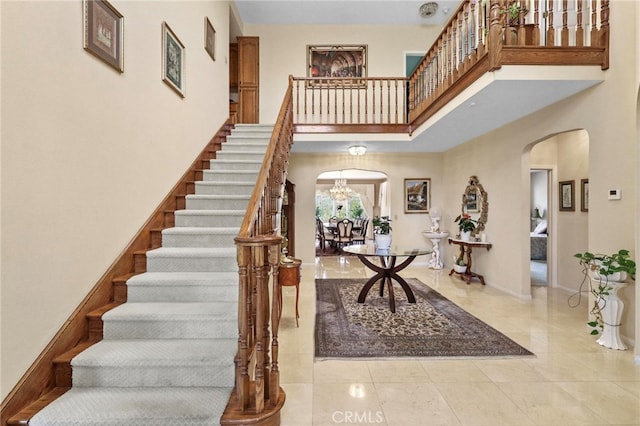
left=372, top=216, right=392, bottom=250
left=574, top=249, right=636, bottom=336
left=372, top=216, right=392, bottom=235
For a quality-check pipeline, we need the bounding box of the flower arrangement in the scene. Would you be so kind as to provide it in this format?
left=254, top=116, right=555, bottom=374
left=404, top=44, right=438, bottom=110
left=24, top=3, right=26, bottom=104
left=372, top=216, right=392, bottom=235
left=453, top=254, right=466, bottom=266
left=454, top=213, right=477, bottom=233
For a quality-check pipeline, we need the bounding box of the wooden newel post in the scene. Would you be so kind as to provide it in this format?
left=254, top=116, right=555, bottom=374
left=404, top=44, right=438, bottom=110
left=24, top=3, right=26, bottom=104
left=487, top=0, right=503, bottom=70
left=235, top=244, right=251, bottom=411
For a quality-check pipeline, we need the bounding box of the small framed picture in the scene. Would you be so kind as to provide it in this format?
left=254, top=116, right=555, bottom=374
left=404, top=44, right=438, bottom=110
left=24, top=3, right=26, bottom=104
left=204, top=17, right=216, bottom=61
left=581, top=179, right=589, bottom=212
left=83, top=0, right=124, bottom=72
left=559, top=180, right=575, bottom=211
left=404, top=178, right=431, bottom=213
left=162, top=22, right=185, bottom=97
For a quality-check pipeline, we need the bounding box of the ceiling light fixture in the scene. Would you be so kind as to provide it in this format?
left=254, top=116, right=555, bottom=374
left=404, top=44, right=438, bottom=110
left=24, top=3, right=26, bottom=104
left=419, top=2, right=439, bottom=18
left=348, top=145, right=367, bottom=156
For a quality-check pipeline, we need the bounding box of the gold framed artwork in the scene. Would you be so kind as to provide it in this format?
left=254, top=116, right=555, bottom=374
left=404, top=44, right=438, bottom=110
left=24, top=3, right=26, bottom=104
left=404, top=178, right=431, bottom=213
left=307, top=44, right=367, bottom=86
left=83, top=0, right=124, bottom=72
left=205, top=17, right=216, bottom=61
left=559, top=180, right=575, bottom=211
left=162, top=22, right=185, bottom=97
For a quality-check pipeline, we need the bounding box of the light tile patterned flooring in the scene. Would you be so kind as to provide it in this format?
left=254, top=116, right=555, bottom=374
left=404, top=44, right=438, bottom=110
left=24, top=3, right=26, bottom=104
left=277, top=256, right=640, bottom=426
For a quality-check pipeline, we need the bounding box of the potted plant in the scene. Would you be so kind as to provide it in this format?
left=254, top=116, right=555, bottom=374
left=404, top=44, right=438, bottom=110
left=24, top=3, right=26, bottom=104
left=573, top=249, right=635, bottom=349
left=452, top=254, right=467, bottom=274
left=454, top=213, right=477, bottom=241
left=372, top=216, right=392, bottom=250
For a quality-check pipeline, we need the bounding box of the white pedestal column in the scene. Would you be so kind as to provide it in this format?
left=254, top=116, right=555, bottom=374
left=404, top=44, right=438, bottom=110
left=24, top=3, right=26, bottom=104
left=596, top=282, right=628, bottom=350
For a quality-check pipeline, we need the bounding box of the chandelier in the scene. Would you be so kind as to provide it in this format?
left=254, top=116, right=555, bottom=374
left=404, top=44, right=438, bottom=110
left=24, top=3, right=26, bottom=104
left=329, top=177, right=352, bottom=201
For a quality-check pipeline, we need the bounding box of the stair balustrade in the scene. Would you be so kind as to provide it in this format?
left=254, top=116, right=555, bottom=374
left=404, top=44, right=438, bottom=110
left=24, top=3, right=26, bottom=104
left=291, top=0, right=609, bottom=134
left=226, top=81, right=293, bottom=423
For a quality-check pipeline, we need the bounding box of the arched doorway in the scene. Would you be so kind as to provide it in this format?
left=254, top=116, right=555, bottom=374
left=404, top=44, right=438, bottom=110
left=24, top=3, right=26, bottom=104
left=315, top=169, right=388, bottom=255
left=527, top=129, right=589, bottom=291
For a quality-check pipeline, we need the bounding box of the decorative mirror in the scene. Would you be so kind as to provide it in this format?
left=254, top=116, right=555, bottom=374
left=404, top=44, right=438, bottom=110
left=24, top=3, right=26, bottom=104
left=461, top=175, right=488, bottom=236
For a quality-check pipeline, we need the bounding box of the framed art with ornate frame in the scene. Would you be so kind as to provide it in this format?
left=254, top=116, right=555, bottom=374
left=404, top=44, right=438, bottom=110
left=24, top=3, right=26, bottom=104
left=83, top=0, right=124, bottom=72
left=404, top=178, right=430, bottom=213
left=162, top=22, right=185, bottom=97
left=307, top=44, right=367, bottom=86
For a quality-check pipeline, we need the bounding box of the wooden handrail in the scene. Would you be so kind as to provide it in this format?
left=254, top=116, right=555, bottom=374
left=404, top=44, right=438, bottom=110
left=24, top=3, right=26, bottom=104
left=228, top=77, right=294, bottom=420
left=292, top=0, right=609, bottom=134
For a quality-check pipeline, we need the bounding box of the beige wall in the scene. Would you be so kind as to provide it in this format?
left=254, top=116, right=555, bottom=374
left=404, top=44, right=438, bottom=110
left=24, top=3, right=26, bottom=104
left=1, top=0, right=231, bottom=398
left=243, top=23, right=440, bottom=123
left=2, top=0, right=639, bottom=399
left=284, top=2, right=638, bottom=351
left=288, top=152, right=445, bottom=264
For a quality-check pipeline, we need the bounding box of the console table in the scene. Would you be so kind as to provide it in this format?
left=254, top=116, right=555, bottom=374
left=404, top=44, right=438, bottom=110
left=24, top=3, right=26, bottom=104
left=448, top=238, right=492, bottom=285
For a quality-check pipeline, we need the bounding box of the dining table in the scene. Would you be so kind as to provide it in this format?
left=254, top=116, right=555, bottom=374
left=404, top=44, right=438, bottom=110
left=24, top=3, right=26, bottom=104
left=342, top=245, right=432, bottom=313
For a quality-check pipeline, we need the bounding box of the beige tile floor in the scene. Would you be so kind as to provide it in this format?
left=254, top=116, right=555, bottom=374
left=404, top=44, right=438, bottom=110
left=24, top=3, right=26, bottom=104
left=276, top=256, right=640, bottom=426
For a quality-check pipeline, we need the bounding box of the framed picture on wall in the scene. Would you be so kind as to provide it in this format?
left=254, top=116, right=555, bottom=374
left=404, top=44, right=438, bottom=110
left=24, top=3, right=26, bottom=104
left=162, top=22, right=185, bottom=97
left=307, top=44, right=367, bottom=86
left=581, top=178, right=589, bottom=212
left=559, top=180, right=575, bottom=211
left=404, top=178, right=430, bottom=213
left=83, top=0, right=124, bottom=72
left=204, top=17, right=216, bottom=61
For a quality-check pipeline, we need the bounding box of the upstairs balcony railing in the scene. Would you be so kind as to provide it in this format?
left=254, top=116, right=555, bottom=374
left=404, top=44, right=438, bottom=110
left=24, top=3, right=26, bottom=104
left=292, top=0, right=609, bottom=134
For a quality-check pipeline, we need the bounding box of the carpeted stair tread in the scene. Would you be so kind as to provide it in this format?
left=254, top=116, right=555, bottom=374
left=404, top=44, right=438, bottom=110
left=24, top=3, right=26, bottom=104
left=29, top=387, right=232, bottom=426
left=126, top=272, right=238, bottom=302
left=127, top=271, right=239, bottom=286
left=103, top=302, right=237, bottom=320
left=145, top=247, right=237, bottom=272
left=70, top=339, right=236, bottom=388
left=102, top=303, right=237, bottom=339
left=73, top=339, right=236, bottom=367
left=174, top=210, right=246, bottom=216
left=159, top=227, right=240, bottom=248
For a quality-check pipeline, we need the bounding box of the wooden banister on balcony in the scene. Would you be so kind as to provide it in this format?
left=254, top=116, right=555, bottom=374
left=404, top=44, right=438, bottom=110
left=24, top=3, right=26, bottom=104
left=292, top=0, right=609, bottom=135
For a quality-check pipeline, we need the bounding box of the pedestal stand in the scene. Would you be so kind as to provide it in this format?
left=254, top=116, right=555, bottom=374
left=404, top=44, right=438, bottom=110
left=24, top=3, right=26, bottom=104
left=596, top=282, right=628, bottom=350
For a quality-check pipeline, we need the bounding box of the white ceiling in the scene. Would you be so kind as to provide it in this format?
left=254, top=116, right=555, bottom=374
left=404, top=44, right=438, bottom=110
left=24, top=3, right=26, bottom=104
left=232, top=1, right=607, bottom=153
left=233, top=1, right=460, bottom=26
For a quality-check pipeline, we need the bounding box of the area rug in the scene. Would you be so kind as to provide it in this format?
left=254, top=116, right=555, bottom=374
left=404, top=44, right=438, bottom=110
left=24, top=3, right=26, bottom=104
left=315, top=278, right=534, bottom=359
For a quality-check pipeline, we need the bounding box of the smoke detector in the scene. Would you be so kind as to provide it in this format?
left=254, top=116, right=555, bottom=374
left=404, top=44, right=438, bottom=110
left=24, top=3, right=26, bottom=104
left=419, top=2, right=439, bottom=18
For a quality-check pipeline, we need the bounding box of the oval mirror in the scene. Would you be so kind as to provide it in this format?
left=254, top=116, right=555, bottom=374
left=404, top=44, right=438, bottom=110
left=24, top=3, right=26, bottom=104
left=461, top=175, right=488, bottom=237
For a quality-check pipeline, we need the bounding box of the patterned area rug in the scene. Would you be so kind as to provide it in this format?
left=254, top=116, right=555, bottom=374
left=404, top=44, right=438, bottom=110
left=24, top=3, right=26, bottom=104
left=315, top=278, right=535, bottom=359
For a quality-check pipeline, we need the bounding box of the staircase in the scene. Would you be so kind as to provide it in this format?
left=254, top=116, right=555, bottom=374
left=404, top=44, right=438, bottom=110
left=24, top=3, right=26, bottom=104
left=28, top=124, right=273, bottom=426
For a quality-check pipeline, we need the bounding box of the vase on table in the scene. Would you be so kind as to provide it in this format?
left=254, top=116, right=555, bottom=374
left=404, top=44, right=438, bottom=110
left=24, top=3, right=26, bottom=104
left=460, top=230, right=471, bottom=241
left=374, top=234, right=392, bottom=250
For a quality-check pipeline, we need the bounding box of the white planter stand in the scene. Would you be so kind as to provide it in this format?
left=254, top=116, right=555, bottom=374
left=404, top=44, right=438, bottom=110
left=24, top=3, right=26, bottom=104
left=422, top=231, right=449, bottom=269
left=595, top=282, right=628, bottom=350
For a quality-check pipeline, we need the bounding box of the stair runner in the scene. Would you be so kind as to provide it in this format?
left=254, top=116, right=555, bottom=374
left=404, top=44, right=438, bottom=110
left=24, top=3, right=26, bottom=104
left=30, top=124, right=274, bottom=426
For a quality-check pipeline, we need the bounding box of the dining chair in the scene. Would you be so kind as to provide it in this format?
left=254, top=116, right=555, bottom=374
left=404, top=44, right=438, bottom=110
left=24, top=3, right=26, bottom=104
left=317, top=217, right=335, bottom=252
left=336, top=219, right=354, bottom=251
left=352, top=218, right=368, bottom=244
